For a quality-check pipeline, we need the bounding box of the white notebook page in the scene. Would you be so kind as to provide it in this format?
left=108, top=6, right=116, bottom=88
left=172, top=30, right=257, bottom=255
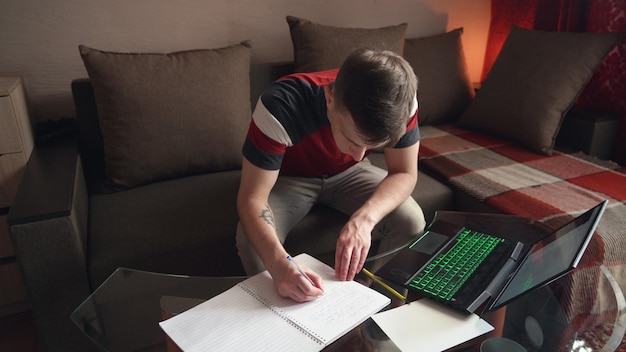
left=243, top=254, right=391, bottom=345
left=159, top=278, right=322, bottom=352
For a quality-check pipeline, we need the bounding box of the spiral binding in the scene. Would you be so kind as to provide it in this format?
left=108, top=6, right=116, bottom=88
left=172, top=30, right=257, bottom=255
left=238, top=282, right=326, bottom=346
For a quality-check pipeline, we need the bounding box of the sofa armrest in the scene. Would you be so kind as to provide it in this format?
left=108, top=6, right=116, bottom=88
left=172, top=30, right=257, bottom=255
left=9, top=138, right=80, bottom=225
left=8, top=138, right=96, bottom=351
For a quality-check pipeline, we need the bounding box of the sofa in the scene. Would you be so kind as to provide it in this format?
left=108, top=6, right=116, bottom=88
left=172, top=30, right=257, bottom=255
left=8, top=16, right=626, bottom=351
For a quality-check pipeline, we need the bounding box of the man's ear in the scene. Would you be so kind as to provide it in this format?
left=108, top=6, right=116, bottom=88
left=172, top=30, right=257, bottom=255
left=324, top=85, right=334, bottom=108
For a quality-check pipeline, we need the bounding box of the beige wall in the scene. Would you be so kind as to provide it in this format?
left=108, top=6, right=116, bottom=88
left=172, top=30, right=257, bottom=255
left=0, top=0, right=490, bottom=121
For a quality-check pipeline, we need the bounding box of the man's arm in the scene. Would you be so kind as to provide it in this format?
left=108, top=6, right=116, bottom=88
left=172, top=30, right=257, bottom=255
left=237, top=158, right=324, bottom=301
left=335, top=141, right=420, bottom=281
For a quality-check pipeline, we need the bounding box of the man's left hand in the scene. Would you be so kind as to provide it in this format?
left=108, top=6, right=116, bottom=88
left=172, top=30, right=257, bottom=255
left=335, top=219, right=372, bottom=281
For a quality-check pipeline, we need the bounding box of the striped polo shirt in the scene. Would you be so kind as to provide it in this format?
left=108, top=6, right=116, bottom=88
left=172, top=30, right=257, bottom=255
left=242, top=69, right=419, bottom=177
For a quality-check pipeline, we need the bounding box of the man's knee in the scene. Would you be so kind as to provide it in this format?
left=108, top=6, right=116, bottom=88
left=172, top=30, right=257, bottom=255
left=394, top=197, right=425, bottom=234
left=375, top=197, right=425, bottom=240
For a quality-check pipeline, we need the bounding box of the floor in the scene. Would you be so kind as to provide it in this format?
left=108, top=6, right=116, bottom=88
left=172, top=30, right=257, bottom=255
left=0, top=310, right=43, bottom=352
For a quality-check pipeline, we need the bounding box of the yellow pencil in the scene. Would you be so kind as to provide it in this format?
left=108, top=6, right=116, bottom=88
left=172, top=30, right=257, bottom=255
left=361, top=268, right=406, bottom=301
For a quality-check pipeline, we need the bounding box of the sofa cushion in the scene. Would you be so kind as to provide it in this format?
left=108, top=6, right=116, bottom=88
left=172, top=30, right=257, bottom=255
left=457, top=26, right=623, bottom=155
left=286, top=15, right=407, bottom=72
left=88, top=171, right=245, bottom=287
left=79, top=43, right=251, bottom=190
left=403, top=28, right=475, bottom=125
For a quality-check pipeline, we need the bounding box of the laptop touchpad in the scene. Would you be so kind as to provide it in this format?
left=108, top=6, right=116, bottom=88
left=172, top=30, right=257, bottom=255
left=410, top=232, right=448, bottom=255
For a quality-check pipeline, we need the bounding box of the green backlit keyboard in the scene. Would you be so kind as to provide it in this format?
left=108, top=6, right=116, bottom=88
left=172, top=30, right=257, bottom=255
left=408, top=229, right=505, bottom=301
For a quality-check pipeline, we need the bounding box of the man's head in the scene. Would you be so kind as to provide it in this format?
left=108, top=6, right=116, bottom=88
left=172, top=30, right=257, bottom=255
left=325, top=48, right=417, bottom=161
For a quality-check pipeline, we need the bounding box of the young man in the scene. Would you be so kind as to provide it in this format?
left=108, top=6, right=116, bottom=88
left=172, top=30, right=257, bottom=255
left=236, top=48, right=425, bottom=302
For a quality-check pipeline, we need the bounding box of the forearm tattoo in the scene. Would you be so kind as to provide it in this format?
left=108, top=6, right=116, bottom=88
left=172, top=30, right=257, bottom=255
left=260, top=204, right=276, bottom=229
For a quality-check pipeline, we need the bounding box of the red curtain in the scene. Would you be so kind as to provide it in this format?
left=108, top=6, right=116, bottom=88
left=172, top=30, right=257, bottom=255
left=482, top=0, right=590, bottom=79
left=480, top=0, right=540, bottom=81
left=482, top=0, right=626, bottom=164
left=576, top=0, right=626, bottom=165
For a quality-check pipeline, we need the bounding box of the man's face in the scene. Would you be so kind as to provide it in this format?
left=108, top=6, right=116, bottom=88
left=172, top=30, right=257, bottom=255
left=325, top=86, right=383, bottom=161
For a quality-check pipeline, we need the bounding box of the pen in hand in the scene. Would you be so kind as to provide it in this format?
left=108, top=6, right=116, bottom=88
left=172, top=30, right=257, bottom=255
left=287, top=255, right=316, bottom=286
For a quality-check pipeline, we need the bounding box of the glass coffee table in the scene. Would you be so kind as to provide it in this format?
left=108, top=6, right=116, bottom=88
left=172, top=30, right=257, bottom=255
left=71, top=212, right=625, bottom=351
left=69, top=267, right=405, bottom=352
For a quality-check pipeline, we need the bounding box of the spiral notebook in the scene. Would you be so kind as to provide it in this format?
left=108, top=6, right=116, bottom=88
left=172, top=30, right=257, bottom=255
left=159, top=254, right=391, bottom=352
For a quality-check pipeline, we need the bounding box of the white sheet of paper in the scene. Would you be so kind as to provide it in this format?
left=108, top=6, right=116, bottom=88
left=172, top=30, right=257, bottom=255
left=372, top=299, right=494, bottom=352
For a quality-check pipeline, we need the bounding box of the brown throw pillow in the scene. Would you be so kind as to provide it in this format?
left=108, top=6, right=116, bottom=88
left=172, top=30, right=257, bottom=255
left=403, top=28, right=475, bottom=125
left=79, top=43, right=251, bottom=190
left=286, top=15, right=407, bottom=72
left=458, top=26, right=624, bottom=155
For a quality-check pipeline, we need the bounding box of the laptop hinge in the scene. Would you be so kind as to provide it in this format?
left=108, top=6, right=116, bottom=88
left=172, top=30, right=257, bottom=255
left=467, top=291, right=491, bottom=313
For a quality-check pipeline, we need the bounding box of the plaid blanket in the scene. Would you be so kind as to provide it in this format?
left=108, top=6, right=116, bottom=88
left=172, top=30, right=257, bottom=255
left=418, top=124, right=626, bottom=345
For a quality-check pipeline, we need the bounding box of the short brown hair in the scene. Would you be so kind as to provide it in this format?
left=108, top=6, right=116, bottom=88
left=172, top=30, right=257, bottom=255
left=333, top=48, right=417, bottom=147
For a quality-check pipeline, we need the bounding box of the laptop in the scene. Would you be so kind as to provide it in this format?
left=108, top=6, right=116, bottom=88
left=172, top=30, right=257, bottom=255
left=376, top=200, right=607, bottom=314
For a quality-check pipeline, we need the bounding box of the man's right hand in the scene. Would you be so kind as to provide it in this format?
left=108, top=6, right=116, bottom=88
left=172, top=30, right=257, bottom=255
left=272, top=258, right=325, bottom=302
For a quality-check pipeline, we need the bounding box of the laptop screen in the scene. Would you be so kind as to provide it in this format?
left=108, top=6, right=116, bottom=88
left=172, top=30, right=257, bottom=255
left=489, top=201, right=607, bottom=311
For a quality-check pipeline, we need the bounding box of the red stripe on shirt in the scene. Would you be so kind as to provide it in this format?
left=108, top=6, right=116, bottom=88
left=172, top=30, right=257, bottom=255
left=247, top=119, right=286, bottom=154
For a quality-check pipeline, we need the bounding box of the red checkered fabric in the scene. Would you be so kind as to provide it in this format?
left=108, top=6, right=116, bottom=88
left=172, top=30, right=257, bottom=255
left=418, top=124, right=626, bottom=347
